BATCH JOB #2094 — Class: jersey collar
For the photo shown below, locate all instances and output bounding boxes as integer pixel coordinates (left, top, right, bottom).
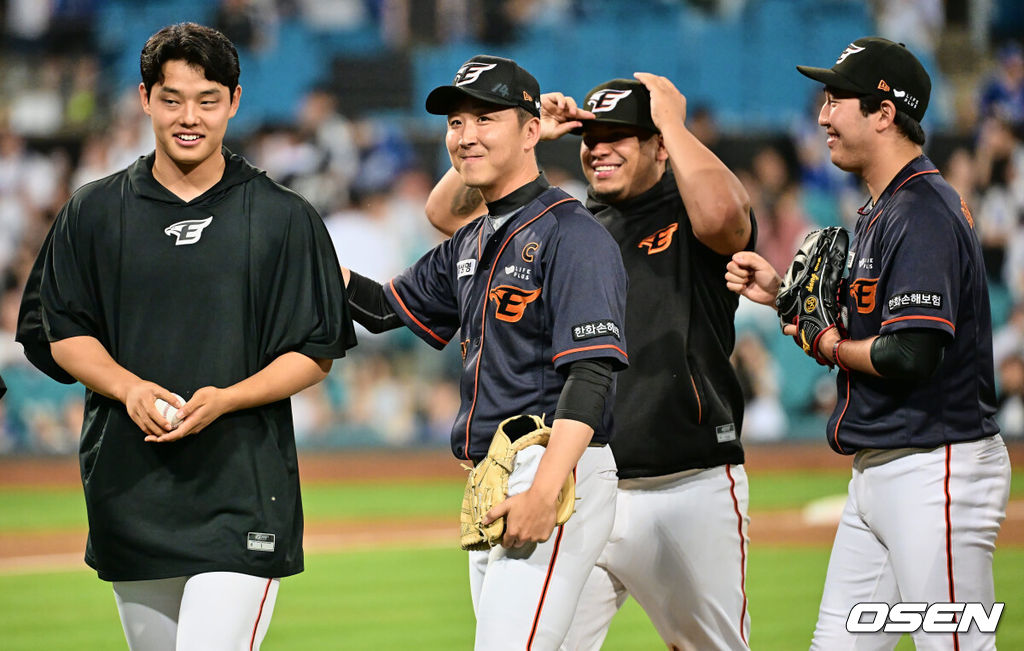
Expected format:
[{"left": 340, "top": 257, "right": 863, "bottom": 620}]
[{"left": 484, "top": 173, "right": 550, "bottom": 217}]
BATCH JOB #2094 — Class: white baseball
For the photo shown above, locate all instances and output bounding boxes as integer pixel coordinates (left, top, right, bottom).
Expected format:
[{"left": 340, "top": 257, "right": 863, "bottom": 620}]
[{"left": 155, "top": 393, "right": 184, "bottom": 429}]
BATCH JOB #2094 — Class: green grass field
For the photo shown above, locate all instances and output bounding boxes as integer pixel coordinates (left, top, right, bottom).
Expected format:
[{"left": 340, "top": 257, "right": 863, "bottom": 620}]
[{"left": 0, "top": 470, "right": 1020, "bottom": 649}]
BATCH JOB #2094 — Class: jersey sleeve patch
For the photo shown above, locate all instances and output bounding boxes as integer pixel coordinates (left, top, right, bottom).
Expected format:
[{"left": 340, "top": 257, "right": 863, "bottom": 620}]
[
  {"left": 571, "top": 319, "right": 622, "bottom": 342},
  {"left": 886, "top": 291, "right": 943, "bottom": 312}
]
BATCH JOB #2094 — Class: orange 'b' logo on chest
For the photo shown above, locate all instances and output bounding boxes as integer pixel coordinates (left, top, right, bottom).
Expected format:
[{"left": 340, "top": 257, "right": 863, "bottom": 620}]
[
  {"left": 849, "top": 278, "right": 878, "bottom": 314},
  {"left": 489, "top": 285, "right": 542, "bottom": 322},
  {"left": 638, "top": 223, "right": 679, "bottom": 255}
]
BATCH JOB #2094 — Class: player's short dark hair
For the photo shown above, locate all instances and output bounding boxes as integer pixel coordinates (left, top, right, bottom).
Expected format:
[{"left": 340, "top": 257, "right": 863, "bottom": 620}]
[
  {"left": 140, "top": 23, "right": 240, "bottom": 98},
  {"left": 858, "top": 94, "right": 926, "bottom": 145},
  {"left": 515, "top": 106, "right": 536, "bottom": 127}
]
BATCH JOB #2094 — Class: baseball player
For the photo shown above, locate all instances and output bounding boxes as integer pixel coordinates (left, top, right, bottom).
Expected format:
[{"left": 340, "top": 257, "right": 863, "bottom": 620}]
[
  {"left": 426, "top": 74, "right": 756, "bottom": 649},
  {"left": 15, "top": 23, "right": 355, "bottom": 649},
  {"left": 339, "top": 55, "right": 629, "bottom": 650},
  {"left": 725, "top": 37, "right": 1011, "bottom": 650}
]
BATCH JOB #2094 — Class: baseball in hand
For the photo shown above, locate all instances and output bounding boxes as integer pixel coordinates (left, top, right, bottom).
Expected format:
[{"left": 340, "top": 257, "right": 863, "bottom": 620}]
[{"left": 155, "top": 394, "right": 184, "bottom": 429}]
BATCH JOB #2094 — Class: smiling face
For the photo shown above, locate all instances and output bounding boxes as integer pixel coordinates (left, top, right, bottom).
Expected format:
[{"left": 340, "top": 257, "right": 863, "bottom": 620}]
[
  {"left": 445, "top": 98, "right": 539, "bottom": 202},
  {"left": 817, "top": 89, "right": 874, "bottom": 175},
  {"left": 139, "top": 59, "right": 240, "bottom": 173},
  {"left": 580, "top": 123, "right": 666, "bottom": 203}
]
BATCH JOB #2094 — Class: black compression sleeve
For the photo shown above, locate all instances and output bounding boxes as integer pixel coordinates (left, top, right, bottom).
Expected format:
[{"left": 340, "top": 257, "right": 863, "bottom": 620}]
[
  {"left": 554, "top": 359, "right": 614, "bottom": 431},
  {"left": 869, "top": 329, "right": 946, "bottom": 379},
  {"left": 346, "top": 271, "right": 404, "bottom": 333}
]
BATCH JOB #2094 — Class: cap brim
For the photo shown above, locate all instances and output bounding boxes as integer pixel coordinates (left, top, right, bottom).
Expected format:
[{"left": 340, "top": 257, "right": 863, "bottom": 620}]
[
  {"left": 795, "top": 65, "right": 866, "bottom": 95},
  {"left": 425, "top": 85, "right": 518, "bottom": 115},
  {"left": 569, "top": 117, "right": 660, "bottom": 136}
]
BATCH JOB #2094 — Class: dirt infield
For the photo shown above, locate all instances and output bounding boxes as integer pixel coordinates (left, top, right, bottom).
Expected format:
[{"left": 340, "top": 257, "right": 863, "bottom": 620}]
[{"left": 0, "top": 443, "right": 1021, "bottom": 570}]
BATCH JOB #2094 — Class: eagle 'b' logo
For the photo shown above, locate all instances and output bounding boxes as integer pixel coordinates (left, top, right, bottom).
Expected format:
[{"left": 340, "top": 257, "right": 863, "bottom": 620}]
[
  {"left": 835, "top": 43, "right": 865, "bottom": 64},
  {"left": 638, "top": 223, "right": 678, "bottom": 254},
  {"left": 588, "top": 89, "right": 632, "bottom": 113},
  {"left": 165, "top": 216, "right": 213, "bottom": 246},
  {"left": 455, "top": 63, "right": 497, "bottom": 86},
  {"left": 489, "top": 285, "right": 541, "bottom": 322}
]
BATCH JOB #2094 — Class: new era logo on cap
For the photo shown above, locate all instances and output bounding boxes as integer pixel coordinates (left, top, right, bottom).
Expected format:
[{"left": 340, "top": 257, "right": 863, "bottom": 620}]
[
  {"left": 796, "top": 36, "right": 931, "bottom": 122},
  {"left": 425, "top": 55, "right": 541, "bottom": 117}
]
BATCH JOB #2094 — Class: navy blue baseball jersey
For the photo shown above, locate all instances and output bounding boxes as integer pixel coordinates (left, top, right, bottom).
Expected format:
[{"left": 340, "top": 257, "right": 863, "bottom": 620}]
[
  {"left": 829, "top": 155, "right": 999, "bottom": 453},
  {"left": 385, "top": 178, "right": 628, "bottom": 461}
]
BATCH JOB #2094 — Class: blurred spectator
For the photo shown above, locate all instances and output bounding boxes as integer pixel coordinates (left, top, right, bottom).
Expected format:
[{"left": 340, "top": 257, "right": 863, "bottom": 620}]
[
  {"left": 870, "top": 0, "right": 944, "bottom": 57},
  {"left": 996, "top": 354, "right": 1024, "bottom": 439},
  {"left": 289, "top": 86, "right": 359, "bottom": 213},
  {"left": 214, "top": 0, "right": 275, "bottom": 52},
  {"left": 979, "top": 41, "right": 1024, "bottom": 132},
  {"left": 65, "top": 56, "right": 102, "bottom": 130},
  {"left": 688, "top": 104, "right": 720, "bottom": 151},
  {"left": 972, "top": 116, "right": 1024, "bottom": 284},
  {"left": 295, "top": 0, "right": 367, "bottom": 31},
  {"left": 994, "top": 302, "right": 1024, "bottom": 369},
  {"left": 732, "top": 332, "right": 787, "bottom": 441},
  {"left": 45, "top": 0, "right": 98, "bottom": 55},
  {"left": 8, "top": 57, "right": 63, "bottom": 136},
  {"left": 808, "top": 374, "right": 838, "bottom": 419},
  {"left": 3, "top": 0, "right": 52, "bottom": 52},
  {"left": 343, "top": 354, "right": 416, "bottom": 445}
]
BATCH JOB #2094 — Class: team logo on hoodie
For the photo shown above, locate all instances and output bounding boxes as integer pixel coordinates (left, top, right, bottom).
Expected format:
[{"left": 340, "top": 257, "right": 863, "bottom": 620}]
[{"left": 165, "top": 217, "right": 213, "bottom": 246}]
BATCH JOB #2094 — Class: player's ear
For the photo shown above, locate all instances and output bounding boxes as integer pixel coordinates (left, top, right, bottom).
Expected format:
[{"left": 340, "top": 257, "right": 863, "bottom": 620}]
[
  {"left": 875, "top": 99, "right": 896, "bottom": 132},
  {"left": 654, "top": 134, "right": 668, "bottom": 162},
  {"left": 523, "top": 115, "right": 541, "bottom": 150},
  {"left": 228, "top": 85, "right": 242, "bottom": 118},
  {"left": 139, "top": 82, "right": 152, "bottom": 116}
]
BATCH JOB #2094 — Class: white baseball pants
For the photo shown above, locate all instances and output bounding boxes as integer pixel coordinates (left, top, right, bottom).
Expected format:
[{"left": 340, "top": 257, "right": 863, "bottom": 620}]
[
  {"left": 562, "top": 464, "right": 751, "bottom": 650},
  {"left": 811, "top": 435, "right": 1011, "bottom": 651},
  {"left": 112, "top": 571, "right": 279, "bottom": 650},
  {"left": 469, "top": 444, "right": 618, "bottom": 650}
]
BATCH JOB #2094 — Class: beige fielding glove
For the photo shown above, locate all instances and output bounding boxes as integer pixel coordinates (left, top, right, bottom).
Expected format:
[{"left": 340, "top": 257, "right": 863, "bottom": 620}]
[{"left": 459, "top": 414, "right": 577, "bottom": 551}]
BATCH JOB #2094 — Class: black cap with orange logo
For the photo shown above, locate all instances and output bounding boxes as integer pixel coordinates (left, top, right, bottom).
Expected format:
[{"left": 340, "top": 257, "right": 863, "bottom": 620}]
[
  {"left": 796, "top": 36, "right": 931, "bottom": 122},
  {"left": 425, "top": 55, "right": 542, "bottom": 118}
]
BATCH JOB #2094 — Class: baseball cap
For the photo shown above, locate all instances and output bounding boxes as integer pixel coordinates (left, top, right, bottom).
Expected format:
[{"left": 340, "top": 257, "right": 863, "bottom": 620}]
[
  {"left": 425, "top": 55, "right": 541, "bottom": 117},
  {"left": 572, "top": 79, "right": 659, "bottom": 135},
  {"left": 796, "top": 37, "right": 931, "bottom": 122}
]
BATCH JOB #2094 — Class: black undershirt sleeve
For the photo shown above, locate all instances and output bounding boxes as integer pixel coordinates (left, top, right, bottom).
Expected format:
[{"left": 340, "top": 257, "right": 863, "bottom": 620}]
[
  {"left": 554, "top": 359, "right": 614, "bottom": 431},
  {"left": 346, "top": 271, "right": 404, "bottom": 333},
  {"left": 869, "top": 328, "right": 946, "bottom": 379}
]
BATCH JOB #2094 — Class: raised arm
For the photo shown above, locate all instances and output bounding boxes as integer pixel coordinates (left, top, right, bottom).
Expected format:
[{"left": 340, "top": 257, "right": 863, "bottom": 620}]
[
  {"left": 424, "top": 167, "right": 486, "bottom": 237},
  {"left": 635, "top": 72, "right": 751, "bottom": 255}
]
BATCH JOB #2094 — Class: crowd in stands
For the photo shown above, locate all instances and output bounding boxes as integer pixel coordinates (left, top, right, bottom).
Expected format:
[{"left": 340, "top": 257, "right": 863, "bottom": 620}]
[{"left": 0, "top": 0, "right": 1022, "bottom": 453}]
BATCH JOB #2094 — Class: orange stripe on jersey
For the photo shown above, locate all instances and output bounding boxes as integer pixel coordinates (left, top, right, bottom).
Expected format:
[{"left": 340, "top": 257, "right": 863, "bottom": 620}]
[
  {"left": 831, "top": 372, "right": 850, "bottom": 454},
  {"left": 881, "top": 314, "right": 955, "bottom": 331},
  {"left": 866, "top": 169, "right": 940, "bottom": 233},
  {"left": 551, "top": 344, "right": 628, "bottom": 363},
  {"left": 690, "top": 375, "right": 702, "bottom": 424},
  {"left": 463, "top": 197, "right": 576, "bottom": 459},
  {"left": 388, "top": 279, "right": 449, "bottom": 346}
]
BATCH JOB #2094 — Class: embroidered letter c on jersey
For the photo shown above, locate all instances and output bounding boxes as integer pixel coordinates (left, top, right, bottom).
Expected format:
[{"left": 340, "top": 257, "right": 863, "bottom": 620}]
[
  {"left": 165, "top": 216, "right": 214, "bottom": 246},
  {"left": 488, "top": 285, "right": 541, "bottom": 322},
  {"left": 638, "top": 223, "right": 678, "bottom": 254}
]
